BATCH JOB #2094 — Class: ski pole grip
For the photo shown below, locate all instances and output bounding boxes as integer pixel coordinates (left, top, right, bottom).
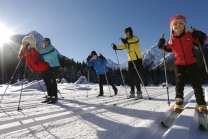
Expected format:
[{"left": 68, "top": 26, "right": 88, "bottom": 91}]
[{"left": 161, "top": 34, "right": 165, "bottom": 38}]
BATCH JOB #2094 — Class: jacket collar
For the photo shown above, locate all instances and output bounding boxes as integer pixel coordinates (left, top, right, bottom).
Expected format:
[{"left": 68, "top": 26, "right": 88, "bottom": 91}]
[
  {"left": 173, "top": 32, "right": 185, "bottom": 38},
  {"left": 44, "top": 44, "right": 51, "bottom": 49}
]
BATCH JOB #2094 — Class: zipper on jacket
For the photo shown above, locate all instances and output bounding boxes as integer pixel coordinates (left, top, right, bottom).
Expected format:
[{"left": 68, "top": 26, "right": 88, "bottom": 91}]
[{"left": 179, "top": 38, "right": 188, "bottom": 66}]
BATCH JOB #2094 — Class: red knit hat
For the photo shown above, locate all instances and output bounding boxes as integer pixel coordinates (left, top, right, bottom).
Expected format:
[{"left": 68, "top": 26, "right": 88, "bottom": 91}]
[{"left": 168, "top": 14, "right": 188, "bottom": 44}]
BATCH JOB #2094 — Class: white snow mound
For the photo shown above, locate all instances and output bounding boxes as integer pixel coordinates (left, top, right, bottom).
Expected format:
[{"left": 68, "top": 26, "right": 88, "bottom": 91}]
[
  {"left": 61, "top": 78, "right": 68, "bottom": 84},
  {"left": 74, "top": 76, "right": 88, "bottom": 84}
]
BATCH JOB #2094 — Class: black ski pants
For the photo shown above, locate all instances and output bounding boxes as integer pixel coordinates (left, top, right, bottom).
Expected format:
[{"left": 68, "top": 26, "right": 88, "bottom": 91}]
[
  {"left": 98, "top": 72, "right": 116, "bottom": 95},
  {"left": 128, "top": 59, "right": 142, "bottom": 92},
  {"left": 42, "top": 66, "right": 59, "bottom": 98},
  {"left": 175, "top": 63, "right": 206, "bottom": 105}
]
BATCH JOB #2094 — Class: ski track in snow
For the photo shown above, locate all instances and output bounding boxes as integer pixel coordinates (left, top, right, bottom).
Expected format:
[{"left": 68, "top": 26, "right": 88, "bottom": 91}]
[{"left": 0, "top": 81, "right": 207, "bottom": 139}]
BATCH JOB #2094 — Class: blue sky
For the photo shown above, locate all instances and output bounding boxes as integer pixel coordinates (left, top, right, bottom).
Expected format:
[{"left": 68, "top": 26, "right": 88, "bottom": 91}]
[{"left": 0, "top": 0, "right": 207, "bottom": 63}]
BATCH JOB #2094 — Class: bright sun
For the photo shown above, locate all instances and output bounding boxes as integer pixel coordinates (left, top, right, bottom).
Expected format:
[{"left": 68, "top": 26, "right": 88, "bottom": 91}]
[{"left": 0, "top": 23, "right": 12, "bottom": 45}]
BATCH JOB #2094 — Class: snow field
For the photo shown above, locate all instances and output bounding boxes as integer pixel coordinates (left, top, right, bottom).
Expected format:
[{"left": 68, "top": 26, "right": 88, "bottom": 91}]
[{"left": 0, "top": 81, "right": 206, "bottom": 139}]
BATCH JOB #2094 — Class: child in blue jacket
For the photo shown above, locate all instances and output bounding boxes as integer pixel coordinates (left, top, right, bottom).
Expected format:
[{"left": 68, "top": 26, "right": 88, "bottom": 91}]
[{"left": 86, "top": 51, "right": 118, "bottom": 97}]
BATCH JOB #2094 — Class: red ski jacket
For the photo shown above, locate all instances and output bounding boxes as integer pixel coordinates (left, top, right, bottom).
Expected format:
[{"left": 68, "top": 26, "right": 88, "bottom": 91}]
[
  {"left": 162, "top": 32, "right": 205, "bottom": 65},
  {"left": 19, "top": 48, "right": 49, "bottom": 72}
]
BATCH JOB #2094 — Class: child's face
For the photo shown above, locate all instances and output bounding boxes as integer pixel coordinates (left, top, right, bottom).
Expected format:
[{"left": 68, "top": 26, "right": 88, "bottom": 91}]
[
  {"left": 22, "top": 42, "right": 29, "bottom": 49},
  {"left": 124, "top": 31, "right": 130, "bottom": 38},
  {"left": 92, "top": 55, "right": 97, "bottom": 59},
  {"left": 172, "top": 19, "right": 185, "bottom": 35}
]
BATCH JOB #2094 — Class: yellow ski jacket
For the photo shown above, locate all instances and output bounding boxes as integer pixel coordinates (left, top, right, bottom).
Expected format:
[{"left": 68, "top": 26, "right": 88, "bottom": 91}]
[{"left": 116, "top": 36, "right": 142, "bottom": 61}]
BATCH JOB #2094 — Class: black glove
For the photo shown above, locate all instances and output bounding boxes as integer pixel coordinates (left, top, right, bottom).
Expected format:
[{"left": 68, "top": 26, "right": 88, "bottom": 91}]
[
  {"left": 99, "top": 54, "right": 106, "bottom": 60},
  {"left": 86, "top": 55, "right": 92, "bottom": 61},
  {"left": 192, "top": 30, "right": 207, "bottom": 40},
  {"left": 121, "top": 37, "right": 128, "bottom": 44},
  {"left": 158, "top": 38, "right": 166, "bottom": 48},
  {"left": 112, "top": 43, "right": 117, "bottom": 50}
]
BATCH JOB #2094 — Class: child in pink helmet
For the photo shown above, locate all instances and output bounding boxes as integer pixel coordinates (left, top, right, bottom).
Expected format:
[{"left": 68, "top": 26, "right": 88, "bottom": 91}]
[{"left": 158, "top": 14, "right": 207, "bottom": 112}]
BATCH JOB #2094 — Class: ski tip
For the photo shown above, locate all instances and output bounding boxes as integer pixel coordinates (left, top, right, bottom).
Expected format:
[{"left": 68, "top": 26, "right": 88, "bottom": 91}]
[
  {"left": 161, "top": 121, "right": 169, "bottom": 128},
  {"left": 199, "top": 124, "right": 207, "bottom": 131},
  {"left": 17, "top": 109, "right": 22, "bottom": 112}
]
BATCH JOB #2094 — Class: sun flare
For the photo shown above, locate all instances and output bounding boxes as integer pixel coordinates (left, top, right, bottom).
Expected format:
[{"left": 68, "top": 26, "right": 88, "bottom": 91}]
[{"left": 0, "top": 23, "right": 12, "bottom": 45}]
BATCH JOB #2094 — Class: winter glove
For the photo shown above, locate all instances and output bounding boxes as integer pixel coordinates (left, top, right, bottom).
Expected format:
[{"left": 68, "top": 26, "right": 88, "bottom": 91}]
[
  {"left": 86, "top": 55, "right": 92, "bottom": 61},
  {"left": 112, "top": 43, "right": 117, "bottom": 50},
  {"left": 192, "top": 30, "right": 207, "bottom": 40},
  {"left": 121, "top": 37, "right": 128, "bottom": 44},
  {"left": 158, "top": 38, "right": 166, "bottom": 48},
  {"left": 24, "top": 49, "right": 31, "bottom": 56},
  {"left": 18, "top": 50, "right": 24, "bottom": 58},
  {"left": 99, "top": 54, "right": 106, "bottom": 60}
]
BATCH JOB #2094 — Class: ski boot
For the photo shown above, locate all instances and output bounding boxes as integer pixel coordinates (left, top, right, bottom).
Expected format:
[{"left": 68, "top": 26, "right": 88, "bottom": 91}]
[
  {"left": 136, "top": 91, "right": 142, "bottom": 99},
  {"left": 41, "top": 96, "right": 51, "bottom": 103},
  {"left": 173, "top": 98, "right": 183, "bottom": 112},
  {"left": 195, "top": 93, "right": 207, "bottom": 113},
  {"left": 48, "top": 98, "right": 58, "bottom": 104},
  {"left": 129, "top": 91, "right": 135, "bottom": 98},
  {"left": 113, "top": 87, "right": 118, "bottom": 96},
  {"left": 97, "top": 92, "right": 104, "bottom": 97},
  {"left": 198, "top": 105, "right": 207, "bottom": 113}
]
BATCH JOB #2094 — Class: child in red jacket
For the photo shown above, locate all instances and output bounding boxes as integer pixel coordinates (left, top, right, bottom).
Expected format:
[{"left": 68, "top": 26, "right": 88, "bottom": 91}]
[
  {"left": 18, "top": 35, "right": 49, "bottom": 74},
  {"left": 158, "top": 14, "right": 207, "bottom": 112}
]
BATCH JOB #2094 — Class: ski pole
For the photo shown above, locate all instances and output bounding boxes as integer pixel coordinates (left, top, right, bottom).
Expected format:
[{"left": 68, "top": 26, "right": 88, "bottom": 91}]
[
  {"left": 127, "top": 51, "right": 151, "bottom": 100},
  {"left": 0, "top": 56, "right": 22, "bottom": 105},
  {"left": 57, "top": 90, "right": 64, "bottom": 98},
  {"left": 198, "top": 43, "right": 208, "bottom": 74},
  {"left": 102, "top": 65, "right": 112, "bottom": 97},
  {"left": 86, "top": 68, "right": 90, "bottom": 97},
  {"left": 161, "top": 34, "right": 170, "bottom": 106},
  {"left": 112, "top": 46, "right": 128, "bottom": 98},
  {"left": 29, "top": 68, "right": 47, "bottom": 97},
  {"left": 121, "top": 40, "right": 151, "bottom": 100},
  {"left": 99, "top": 57, "right": 112, "bottom": 97},
  {"left": 17, "top": 60, "right": 27, "bottom": 111},
  {"left": 190, "top": 27, "right": 208, "bottom": 74},
  {"left": 190, "top": 26, "right": 208, "bottom": 75}
]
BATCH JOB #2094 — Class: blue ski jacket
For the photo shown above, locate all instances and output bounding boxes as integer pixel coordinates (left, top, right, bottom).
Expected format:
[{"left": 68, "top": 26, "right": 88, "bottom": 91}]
[
  {"left": 87, "top": 57, "right": 109, "bottom": 75},
  {"left": 39, "top": 44, "right": 60, "bottom": 67}
]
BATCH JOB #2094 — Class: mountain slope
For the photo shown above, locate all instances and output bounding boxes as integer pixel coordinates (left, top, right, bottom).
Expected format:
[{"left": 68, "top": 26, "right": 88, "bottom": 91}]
[
  {"left": 142, "top": 43, "right": 174, "bottom": 70},
  {"left": 106, "top": 59, "right": 128, "bottom": 70},
  {"left": 106, "top": 44, "right": 175, "bottom": 70}
]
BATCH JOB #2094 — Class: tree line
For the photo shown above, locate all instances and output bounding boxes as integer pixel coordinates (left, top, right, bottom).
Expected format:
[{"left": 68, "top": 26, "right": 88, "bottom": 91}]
[{"left": 1, "top": 44, "right": 208, "bottom": 86}]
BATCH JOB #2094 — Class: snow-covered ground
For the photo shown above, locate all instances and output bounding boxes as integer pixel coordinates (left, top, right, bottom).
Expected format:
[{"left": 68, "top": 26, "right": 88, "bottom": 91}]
[{"left": 0, "top": 81, "right": 207, "bottom": 139}]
